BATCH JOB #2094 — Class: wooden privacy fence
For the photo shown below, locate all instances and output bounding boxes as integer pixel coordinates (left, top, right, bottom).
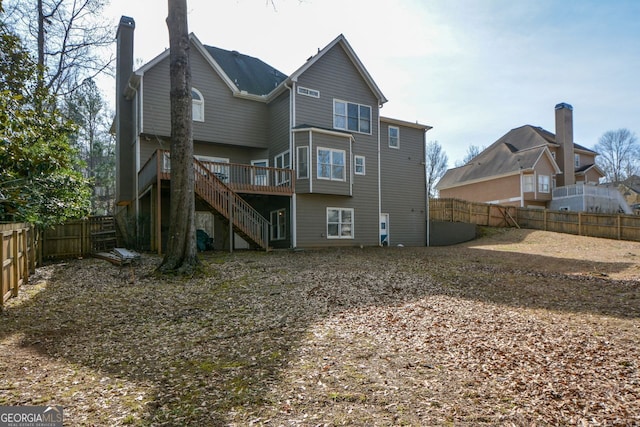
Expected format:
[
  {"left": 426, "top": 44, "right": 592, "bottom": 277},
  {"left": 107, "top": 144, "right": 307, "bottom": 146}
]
[
  {"left": 41, "top": 216, "right": 117, "bottom": 259},
  {"left": 1, "top": 223, "right": 36, "bottom": 309},
  {"left": 2, "top": 216, "right": 116, "bottom": 308},
  {"left": 430, "top": 198, "right": 640, "bottom": 242}
]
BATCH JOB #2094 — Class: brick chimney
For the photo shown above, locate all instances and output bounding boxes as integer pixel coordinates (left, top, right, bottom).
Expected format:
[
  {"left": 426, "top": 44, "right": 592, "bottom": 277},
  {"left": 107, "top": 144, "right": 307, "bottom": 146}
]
[
  {"left": 115, "top": 16, "right": 136, "bottom": 204},
  {"left": 555, "top": 102, "right": 575, "bottom": 187}
]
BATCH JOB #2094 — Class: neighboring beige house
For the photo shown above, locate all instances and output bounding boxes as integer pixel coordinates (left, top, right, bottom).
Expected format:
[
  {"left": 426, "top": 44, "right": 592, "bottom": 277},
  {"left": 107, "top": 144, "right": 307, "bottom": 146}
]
[{"left": 435, "top": 103, "right": 627, "bottom": 212}]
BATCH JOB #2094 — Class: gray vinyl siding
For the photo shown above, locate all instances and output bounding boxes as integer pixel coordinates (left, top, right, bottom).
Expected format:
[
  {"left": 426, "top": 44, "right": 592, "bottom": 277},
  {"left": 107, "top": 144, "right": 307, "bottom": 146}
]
[
  {"left": 268, "top": 92, "right": 290, "bottom": 160},
  {"left": 295, "top": 194, "right": 379, "bottom": 248},
  {"left": 140, "top": 138, "right": 168, "bottom": 169},
  {"left": 293, "top": 43, "right": 381, "bottom": 246},
  {"left": 193, "top": 142, "right": 268, "bottom": 165},
  {"left": 380, "top": 121, "right": 427, "bottom": 246},
  {"left": 141, "top": 43, "right": 270, "bottom": 148}
]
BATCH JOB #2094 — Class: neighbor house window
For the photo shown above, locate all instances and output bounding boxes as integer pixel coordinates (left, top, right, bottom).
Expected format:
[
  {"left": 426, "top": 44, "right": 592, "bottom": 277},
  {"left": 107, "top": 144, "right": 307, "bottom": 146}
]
[
  {"left": 354, "top": 155, "right": 365, "bottom": 175},
  {"left": 317, "top": 147, "right": 345, "bottom": 181},
  {"left": 327, "top": 207, "right": 353, "bottom": 239},
  {"left": 270, "top": 209, "right": 286, "bottom": 241},
  {"left": 388, "top": 126, "right": 399, "bottom": 148},
  {"left": 574, "top": 153, "right": 580, "bottom": 168},
  {"left": 538, "top": 175, "right": 550, "bottom": 193},
  {"left": 333, "top": 100, "right": 371, "bottom": 134},
  {"left": 274, "top": 150, "right": 290, "bottom": 185},
  {"left": 297, "top": 146, "right": 309, "bottom": 179},
  {"left": 523, "top": 174, "right": 534, "bottom": 192},
  {"left": 192, "top": 88, "right": 204, "bottom": 122}
]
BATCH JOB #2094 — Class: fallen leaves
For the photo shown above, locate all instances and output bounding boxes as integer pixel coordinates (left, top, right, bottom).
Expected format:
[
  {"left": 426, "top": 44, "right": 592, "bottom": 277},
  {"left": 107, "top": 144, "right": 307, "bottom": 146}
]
[{"left": 0, "top": 229, "right": 638, "bottom": 425}]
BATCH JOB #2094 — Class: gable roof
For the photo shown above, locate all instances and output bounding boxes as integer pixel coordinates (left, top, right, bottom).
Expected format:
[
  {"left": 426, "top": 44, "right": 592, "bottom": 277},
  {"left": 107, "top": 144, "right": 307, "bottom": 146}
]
[
  {"left": 132, "top": 34, "right": 287, "bottom": 99},
  {"left": 436, "top": 125, "right": 564, "bottom": 190},
  {"left": 281, "top": 34, "right": 388, "bottom": 105},
  {"left": 203, "top": 45, "right": 287, "bottom": 96}
]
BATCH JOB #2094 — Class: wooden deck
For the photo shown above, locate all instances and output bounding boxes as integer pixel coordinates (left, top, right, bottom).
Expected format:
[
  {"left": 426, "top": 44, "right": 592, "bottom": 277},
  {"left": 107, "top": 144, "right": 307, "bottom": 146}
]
[{"left": 139, "top": 149, "right": 294, "bottom": 196}]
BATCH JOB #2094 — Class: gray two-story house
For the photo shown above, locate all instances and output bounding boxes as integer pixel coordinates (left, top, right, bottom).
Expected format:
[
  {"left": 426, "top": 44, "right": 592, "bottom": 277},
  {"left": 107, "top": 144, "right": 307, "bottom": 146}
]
[{"left": 115, "top": 16, "right": 431, "bottom": 252}]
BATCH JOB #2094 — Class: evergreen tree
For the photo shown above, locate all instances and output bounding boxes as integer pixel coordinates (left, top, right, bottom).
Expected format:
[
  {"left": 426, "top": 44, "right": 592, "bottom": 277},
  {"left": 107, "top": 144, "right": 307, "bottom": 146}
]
[{"left": 0, "top": 20, "right": 90, "bottom": 226}]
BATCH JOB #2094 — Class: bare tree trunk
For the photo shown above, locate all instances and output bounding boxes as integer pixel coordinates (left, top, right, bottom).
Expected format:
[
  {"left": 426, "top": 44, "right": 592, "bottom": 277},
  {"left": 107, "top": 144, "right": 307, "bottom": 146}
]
[
  {"left": 36, "top": 0, "right": 45, "bottom": 109},
  {"left": 158, "top": 0, "right": 200, "bottom": 274}
]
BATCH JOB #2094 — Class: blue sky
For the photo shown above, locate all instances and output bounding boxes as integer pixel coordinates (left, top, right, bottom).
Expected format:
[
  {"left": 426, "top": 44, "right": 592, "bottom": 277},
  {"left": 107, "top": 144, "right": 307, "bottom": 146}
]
[{"left": 102, "top": 0, "right": 640, "bottom": 165}]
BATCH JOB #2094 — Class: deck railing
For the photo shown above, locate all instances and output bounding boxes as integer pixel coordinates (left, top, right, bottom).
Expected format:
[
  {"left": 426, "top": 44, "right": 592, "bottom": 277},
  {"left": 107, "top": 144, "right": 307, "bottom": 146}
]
[
  {"left": 192, "top": 158, "right": 270, "bottom": 249},
  {"left": 147, "top": 150, "right": 294, "bottom": 195}
]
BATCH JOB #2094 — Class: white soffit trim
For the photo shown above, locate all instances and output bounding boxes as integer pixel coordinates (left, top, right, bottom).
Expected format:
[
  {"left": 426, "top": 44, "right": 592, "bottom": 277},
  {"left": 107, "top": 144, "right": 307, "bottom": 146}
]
[{"left": 292, "top": 127, "right": 353, "bottom": 140}]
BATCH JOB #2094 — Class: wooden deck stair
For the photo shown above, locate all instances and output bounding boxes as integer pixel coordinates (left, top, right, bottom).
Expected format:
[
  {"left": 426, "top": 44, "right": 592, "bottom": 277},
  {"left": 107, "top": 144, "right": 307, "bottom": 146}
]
[{"left": 193, "top": 158, "right": 270, "bottom": 250}]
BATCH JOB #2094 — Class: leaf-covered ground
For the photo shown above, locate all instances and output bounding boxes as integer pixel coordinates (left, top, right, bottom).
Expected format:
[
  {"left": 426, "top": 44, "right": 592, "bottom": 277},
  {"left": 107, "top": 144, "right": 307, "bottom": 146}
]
[{"left": 1, "top": 228, "right": 639, "bottom": 426}]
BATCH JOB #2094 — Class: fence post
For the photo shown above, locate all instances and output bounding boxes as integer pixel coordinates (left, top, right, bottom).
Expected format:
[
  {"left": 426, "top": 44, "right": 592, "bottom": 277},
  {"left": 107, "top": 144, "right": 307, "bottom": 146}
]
[
  {"left": 12, "top": 230, "right": 19, "bottom": 297},
  {"left": 82, "top": 219, "right": 88, "bottom": 256},
  {"left": 20, "top": 228, "right": 27, "bottom": 285},
  {"left": 1, "top": 232, "right": 5, "bottom": 308},
  {"left": 578, "top": 212, "right": 582, "bottom": 236},
  {"left": 29, "top": 225, "right": 36, "bottom": 273},
  {"left": 617, "top": 215, "right": 621, "bottom": 240}
]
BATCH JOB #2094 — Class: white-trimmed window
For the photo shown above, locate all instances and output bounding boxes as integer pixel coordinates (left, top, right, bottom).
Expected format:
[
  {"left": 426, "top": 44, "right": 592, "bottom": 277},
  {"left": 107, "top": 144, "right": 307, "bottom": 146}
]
[
  {"left": 317, "top": 147, "right": 345, "bottom": 181},
  {"left": 192, "top": 88, "right": 204, "bottom": 122},
  {"left": 574, "top": 153, "right": 580, "bottom": 168},
  {"left": 523, "top": 174, "right": 534, "bottom": 192},
  {"left": 297, "top": 146, "right": 309, "bottom": 179},
  {"left": 538, "top": 174, "right": 550, "bottom": 193},
  {"left": 270, "top": 209, "right": 286, "bottom": 241},
  {"left": 327, "top": 207, "right": 353, "bottom": 239},
  {"left": 389, "top": 126, "right": 399, "bottom": 148},
  {"left": 354, "top": 155, "right": 365, "bottom": 175},
  {"left": 274, "top": 150, "right": 290, "bottom": 185},
  {"left": 297, "top": 86, "right": 320, "bottom": 98},
  {"left": 333, "top": 100, "right": 371, "bottom": 134}
]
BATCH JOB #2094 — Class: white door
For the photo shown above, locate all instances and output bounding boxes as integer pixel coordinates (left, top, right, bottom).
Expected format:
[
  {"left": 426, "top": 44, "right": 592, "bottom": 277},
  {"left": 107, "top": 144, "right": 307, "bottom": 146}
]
[
  {"left": 251, "top": 159, "right": 269, "bottom": 186},
  {"left": 380, "top": 213, "right": 389, "bottom": 246}
]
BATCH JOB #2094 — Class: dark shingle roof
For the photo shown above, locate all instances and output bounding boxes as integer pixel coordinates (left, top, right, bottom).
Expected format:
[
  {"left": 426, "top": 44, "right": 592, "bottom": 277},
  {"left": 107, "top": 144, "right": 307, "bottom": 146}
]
[
  {"left": 436, "top": 124, "right": 600, "bottom": 190},
  {"left": 437, "top": 126, "right": 553, "bottom": 190},
  {"left": 204, "top": 45, "right": 288, "bottom": 96}
]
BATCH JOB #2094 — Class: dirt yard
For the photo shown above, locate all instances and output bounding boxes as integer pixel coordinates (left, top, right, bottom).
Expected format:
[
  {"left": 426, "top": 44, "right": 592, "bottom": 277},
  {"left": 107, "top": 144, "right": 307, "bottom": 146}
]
[{"left": 1, "top": 228, "right": 639, "bottom": 426}]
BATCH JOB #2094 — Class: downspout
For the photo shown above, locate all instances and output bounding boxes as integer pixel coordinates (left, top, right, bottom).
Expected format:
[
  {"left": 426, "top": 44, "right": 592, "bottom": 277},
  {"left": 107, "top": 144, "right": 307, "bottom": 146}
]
[
  {"left": 285, "top": 81, "right": 297, "bottom": 248},
  {"left": 308, "top": 130, "right": 313, "bottom": 193},
  {"left": 520, "top": 170, "right": 524, "bottom": 208},
  {"left": 425, "top": 134, "right": 430, "bottom": 247},
  {"left": 349, "top": 135, "right": 354, "bottom": 196},
  {"left": 132, "top": 79, "right": 141, "bottom": 241},
  {"left": 377, "top": 104, "right": 382, "bottom": 246}
]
